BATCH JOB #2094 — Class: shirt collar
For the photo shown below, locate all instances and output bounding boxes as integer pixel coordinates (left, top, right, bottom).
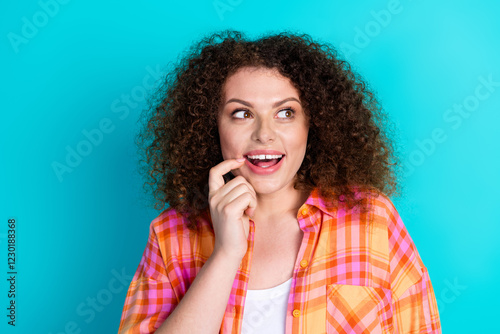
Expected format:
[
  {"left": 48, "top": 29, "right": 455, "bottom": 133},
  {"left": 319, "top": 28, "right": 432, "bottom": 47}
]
[
  {"left": 296, "top": 188, "right": 340, "bottom": 231},
  {"left": 304, "top": 188, "right": 339, "bottom": 215}
]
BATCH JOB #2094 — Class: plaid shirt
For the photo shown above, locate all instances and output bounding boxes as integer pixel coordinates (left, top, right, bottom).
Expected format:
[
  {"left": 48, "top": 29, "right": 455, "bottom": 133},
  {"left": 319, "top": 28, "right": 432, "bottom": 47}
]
[{"left": 118, "top": 188, "right": 441, "bottom": 333}]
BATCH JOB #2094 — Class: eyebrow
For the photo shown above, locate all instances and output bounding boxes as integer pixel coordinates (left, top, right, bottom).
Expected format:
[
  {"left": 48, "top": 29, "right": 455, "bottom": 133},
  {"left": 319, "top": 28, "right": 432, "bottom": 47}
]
[{"left": 225, "top": 97, "right": 301, "bottom": 108}]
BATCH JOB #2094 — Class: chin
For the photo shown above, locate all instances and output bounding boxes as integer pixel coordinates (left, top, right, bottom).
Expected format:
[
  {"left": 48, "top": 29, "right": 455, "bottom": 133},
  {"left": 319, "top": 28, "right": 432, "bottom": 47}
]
[{"left": 247, "top": 178, "right": 289, "bottom": 196}]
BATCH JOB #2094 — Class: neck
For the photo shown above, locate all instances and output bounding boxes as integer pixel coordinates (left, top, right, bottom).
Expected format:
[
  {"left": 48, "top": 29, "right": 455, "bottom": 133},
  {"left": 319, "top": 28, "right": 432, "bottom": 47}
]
[{"left": 252, "top": 185, "right": 310, "bottom": 226}]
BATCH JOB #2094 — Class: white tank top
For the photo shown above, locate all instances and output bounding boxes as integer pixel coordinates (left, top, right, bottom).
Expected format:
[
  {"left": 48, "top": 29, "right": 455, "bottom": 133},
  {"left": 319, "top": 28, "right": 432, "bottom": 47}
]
[{"left": 241, "top": 278, "right": 293, "bottom": 334}]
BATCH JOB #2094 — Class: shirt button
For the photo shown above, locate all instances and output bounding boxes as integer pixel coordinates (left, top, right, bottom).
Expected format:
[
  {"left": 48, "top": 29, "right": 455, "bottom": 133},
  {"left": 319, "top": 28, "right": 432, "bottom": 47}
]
[
  {"left": 300, "top": 259, "right": 308, "bottom": 268},
  {"left": 292, "top": 309, "right": 300, "bottom": 317},
  {"left": 300, "top": 208, "right": 307, "bottom": 216}
]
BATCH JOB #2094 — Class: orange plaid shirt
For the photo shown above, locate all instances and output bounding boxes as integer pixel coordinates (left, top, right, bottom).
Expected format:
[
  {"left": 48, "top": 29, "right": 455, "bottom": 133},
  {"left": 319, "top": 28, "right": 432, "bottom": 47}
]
[{"left": 118, "top": 188, "right": 441, "bottom": 333}]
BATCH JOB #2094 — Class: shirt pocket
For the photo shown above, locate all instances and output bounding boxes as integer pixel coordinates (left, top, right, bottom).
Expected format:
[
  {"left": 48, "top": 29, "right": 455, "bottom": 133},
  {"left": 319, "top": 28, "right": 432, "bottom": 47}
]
[{"left": 326, "top": 284, "right": 391, "bottom": 334}]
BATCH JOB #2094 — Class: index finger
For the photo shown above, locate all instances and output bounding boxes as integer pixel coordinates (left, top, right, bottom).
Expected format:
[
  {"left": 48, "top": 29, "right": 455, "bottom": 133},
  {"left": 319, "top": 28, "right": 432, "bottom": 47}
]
[{"left": 209, "top": 158, "right": 246, "bottom": 195}]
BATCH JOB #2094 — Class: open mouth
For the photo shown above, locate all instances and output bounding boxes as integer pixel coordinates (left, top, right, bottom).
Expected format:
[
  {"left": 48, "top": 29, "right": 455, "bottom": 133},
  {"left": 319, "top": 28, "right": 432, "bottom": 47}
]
[{"left": 245, "top": 154, "right": 284, "bottom": 169}]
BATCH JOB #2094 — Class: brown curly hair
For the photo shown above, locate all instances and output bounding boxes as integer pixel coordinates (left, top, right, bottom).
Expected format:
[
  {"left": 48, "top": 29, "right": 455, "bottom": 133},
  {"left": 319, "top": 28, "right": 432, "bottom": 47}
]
[{"left": 136, "top": 30, "right": 400, "bottom": 228}]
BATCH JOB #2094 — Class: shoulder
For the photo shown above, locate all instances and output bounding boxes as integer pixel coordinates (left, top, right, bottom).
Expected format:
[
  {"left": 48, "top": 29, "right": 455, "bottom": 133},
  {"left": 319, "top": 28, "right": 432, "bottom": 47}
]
[
  {"left": 342, "top": 186, "right": 400, "bottom": 222},
  {"left": 148, "top": 207, "right": 213, "bottom": 246},
  {"left": 150, "top": 207, "right": 190, "bottom": 235},
  {"left": 365, "top": 190, "right": 400, "bottom": 223},
  {"left": 312, "top": 186, "right": 400, "bottom": 226},
  {"left": 345, "top": 187, "right": 408, "bottom": 242},
  {"left": 353, "top": 188, "right": 427, "bottom": 275}
]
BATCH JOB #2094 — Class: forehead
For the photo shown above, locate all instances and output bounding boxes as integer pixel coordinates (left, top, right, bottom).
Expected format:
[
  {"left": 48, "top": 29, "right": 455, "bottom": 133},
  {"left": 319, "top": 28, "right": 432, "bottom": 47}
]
[{"left": 222, "top": 67, "right": 300, "bottom": 101}]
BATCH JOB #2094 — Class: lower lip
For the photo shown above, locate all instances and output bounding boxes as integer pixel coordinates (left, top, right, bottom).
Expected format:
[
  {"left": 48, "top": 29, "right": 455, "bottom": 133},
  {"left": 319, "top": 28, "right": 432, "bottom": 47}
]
[{"left": 245, "top": 157, "right": 284, "bottom": 175}]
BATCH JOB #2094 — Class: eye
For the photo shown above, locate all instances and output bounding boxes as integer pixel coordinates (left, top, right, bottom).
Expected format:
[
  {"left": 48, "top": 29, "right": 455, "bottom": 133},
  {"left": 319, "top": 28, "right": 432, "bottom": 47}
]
[
  {"left": 276, "top": 108, "right": 295, "bottom": 119},
  {"left": 232, "top": 110, "right": 252, "bottom": 119}
]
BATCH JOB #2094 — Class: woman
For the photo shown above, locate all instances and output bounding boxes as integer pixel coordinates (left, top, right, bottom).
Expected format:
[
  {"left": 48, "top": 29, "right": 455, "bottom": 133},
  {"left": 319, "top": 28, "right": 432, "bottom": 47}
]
[{"left": 118, "top": 31, "right": 441, "bottom": 333}]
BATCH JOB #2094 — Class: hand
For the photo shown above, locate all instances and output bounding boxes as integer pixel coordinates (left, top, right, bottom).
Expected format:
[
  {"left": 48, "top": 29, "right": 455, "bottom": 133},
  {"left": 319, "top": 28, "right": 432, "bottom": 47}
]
[{"left": 208, "top": 158, "right": 257, "bottom": 262}]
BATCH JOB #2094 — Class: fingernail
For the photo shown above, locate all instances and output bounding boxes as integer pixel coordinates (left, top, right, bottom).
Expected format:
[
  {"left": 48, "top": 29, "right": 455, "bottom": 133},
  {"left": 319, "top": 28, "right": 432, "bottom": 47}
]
[{"left": 236, "top": 158, "right": 245, "bottom": 162}]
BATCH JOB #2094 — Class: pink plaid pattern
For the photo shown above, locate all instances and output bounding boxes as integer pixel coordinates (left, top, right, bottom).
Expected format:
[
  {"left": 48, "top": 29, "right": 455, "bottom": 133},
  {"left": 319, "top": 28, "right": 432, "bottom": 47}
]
[{"left": 118, "top": 188, "right": 441, "bottom": 333}]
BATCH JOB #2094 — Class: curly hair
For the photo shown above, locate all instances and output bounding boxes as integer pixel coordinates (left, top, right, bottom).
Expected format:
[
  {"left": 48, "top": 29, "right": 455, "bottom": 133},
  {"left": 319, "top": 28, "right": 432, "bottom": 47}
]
[{"left": 136, "top": 30, "right": 400, "bottom": 228}]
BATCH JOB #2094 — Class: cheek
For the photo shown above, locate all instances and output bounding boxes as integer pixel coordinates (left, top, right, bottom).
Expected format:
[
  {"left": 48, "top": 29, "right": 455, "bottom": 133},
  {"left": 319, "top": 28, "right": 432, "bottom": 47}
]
[
  {"left": 299, "top": 125, "right": 309, "bottom": 149},
  {"left": 287, "top": 130, "right": 309, "bottom": 165},
  {"left": 287, "top": 128, "right": 308, "bottom": 150}
]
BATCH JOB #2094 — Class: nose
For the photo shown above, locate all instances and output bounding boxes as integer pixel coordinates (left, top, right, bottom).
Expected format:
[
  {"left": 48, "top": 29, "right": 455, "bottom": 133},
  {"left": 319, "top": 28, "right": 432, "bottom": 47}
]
[{"left": 252, "top": 117, "right": 276, "bottom": 143}]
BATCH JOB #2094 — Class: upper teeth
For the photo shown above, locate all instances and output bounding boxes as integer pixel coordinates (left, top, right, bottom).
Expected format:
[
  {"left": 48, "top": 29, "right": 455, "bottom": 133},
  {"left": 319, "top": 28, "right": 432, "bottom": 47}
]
[{"left": 247, "top": 154, "right": 283, "bottom": 160}]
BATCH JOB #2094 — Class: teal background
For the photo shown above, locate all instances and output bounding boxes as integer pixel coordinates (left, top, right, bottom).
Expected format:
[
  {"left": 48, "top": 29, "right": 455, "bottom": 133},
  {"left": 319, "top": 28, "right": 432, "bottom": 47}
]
[{"left": 2, "top": 0, "right": 499, "bottom": 332}]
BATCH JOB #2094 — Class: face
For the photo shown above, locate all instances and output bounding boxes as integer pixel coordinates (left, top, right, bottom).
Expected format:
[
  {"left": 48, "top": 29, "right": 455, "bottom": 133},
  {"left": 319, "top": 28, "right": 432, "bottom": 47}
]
[{"left": 218, "top": 66, "right": 309, "bottom": 196}]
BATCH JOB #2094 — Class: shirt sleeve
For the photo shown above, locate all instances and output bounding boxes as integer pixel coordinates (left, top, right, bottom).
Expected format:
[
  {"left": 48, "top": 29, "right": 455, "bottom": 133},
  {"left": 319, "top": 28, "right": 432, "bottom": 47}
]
[
  {"left": 384, "top": 198, "right": 442, "bottom": 333},
  {"left": 118, "top": 220, "right": 178, "bottom": 333}
]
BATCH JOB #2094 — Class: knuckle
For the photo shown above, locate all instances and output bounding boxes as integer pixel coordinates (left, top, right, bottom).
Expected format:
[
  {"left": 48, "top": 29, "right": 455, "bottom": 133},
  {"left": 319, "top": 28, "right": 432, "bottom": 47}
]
[
  {"left": 233, "top": 175, "right": 245, "bottom": 183},
  {"left": 234, "top": 183, "right": 246, "bottom": 192},
  {"left": 240, "top": 184, "right": 255, "bottom": 197},
  {"left": 243, "top": 182, "right": 254, "bottom": 192},
  {"left": 243, "top": 192, "right": 254, "bottom": 202},
  {"left": 221, "top": 205, "right": 233, "bottom": 216}
]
